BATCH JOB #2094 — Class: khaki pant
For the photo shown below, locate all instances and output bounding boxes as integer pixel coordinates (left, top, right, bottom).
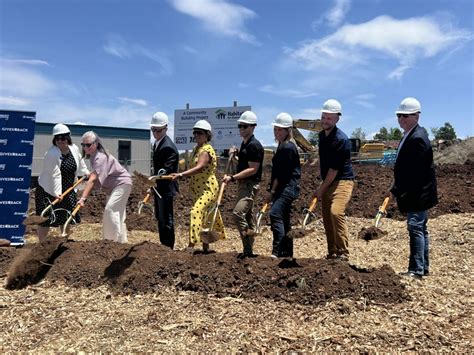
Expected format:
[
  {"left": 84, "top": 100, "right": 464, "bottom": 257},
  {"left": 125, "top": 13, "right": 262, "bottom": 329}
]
[
  {"left": 321, "top": 180, "right": 354, "bottom": 256},
  {"left": 233, "top": 180, "right": 259, "bottom": 254}
]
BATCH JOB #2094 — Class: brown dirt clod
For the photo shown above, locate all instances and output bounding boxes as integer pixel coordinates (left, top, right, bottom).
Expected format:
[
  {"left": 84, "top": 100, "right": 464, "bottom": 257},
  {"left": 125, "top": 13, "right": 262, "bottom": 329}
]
[{"left": 358, "top": 226, "right": 388, "bottom": 241}]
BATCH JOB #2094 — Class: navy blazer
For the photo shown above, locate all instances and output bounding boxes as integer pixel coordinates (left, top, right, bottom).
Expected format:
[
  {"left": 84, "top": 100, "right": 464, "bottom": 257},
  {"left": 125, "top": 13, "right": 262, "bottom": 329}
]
[
  {"left": 152, "top": 135, "right": 179, "bottom": 197},
  {"left": 391, "top": 124, "right": 438, "bottom": 213}
]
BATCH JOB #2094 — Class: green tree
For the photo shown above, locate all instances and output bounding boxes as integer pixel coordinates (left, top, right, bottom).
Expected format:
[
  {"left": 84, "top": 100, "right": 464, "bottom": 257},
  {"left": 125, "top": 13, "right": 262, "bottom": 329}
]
[
  {"left": 351, "top": 127, "right": 366, "bottom": 140},
  {"left": 374, "top": 127, "right": 389, "bottom": 140},
  {"left": 389, "top": 127, "right": 403, "bottom": 140},
  {"left": 432, "top": 122, "right": 457, "bottom": 140},
  {"left": 307, "top": 131, "right": 319, "bottom": 146}
]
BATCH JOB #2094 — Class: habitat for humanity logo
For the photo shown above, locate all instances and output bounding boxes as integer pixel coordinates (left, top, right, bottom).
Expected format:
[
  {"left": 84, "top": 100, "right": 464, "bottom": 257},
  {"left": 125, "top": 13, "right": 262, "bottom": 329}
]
[{"left": 215, "top": 109, "right": 226, "bottom": 120}]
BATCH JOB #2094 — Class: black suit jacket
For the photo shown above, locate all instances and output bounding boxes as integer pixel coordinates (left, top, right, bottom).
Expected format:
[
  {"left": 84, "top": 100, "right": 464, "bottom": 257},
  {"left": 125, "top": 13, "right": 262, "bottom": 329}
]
[
  {"left": 153, "top": 135, "right": 179, "bottom": 197},
  {"left": 391, "top": 124, "right": 438, "bottom": 213}
]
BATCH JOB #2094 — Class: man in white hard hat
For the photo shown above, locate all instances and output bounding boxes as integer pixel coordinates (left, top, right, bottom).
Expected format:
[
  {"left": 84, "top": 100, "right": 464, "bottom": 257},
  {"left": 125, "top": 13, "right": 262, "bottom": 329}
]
[
  {"left": 315, "top": 99, "right": 354, "bottom": 261},
  {"left": 391, "top": 97, "right": 438, "bottom": 280},
  {"left": 223, "top": 111, "right": 264, "bottom": 258},
  {"left": 150, "top": 112, "right": 179, "bottom": 249}
]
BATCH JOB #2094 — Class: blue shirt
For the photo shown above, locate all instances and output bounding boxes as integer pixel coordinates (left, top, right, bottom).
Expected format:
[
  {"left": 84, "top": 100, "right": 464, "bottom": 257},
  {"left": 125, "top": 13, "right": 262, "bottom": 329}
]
[{"left": 318, "top": 126, "right": 354, "bottom": 181}]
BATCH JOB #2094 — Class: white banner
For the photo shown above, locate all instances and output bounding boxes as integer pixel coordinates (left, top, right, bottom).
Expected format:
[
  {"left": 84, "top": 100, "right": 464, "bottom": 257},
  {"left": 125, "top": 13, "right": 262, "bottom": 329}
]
[{"left": 174, "top": 105, "right": 251, "bottom": 150}]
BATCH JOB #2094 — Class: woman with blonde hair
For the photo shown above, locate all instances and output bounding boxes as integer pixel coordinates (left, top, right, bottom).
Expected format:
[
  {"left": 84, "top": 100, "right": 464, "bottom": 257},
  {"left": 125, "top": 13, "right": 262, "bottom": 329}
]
[
  {"left": 171, "top": 120, "right": 226, "bottom": 253},
  {"left": 78, "top": 131, "right": 132, "bottom": 243}
]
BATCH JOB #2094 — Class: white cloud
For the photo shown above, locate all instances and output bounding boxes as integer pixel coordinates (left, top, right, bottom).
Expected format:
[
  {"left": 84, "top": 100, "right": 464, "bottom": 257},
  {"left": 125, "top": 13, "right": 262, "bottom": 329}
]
[
  {"left": 353, "top": 93, "right": 376, "bottom": 109},
  {"left": 238, "top": 82, "right": 251, "bottom": 89},
  {"left": 325, "top": 0, "right": 351, "bottom": 27},
  {"left": 183, "top": 45, "right": 198, "bottom": 54},
  {"left": 259, "top": 84, "right": 318, "bottom": 98},
  {"left": 0, "top": 60, "right": 56, "bottom": 98},
  {"left": 104, "top": 35, "right": 173, "bottom": 75},
  {"left": 39, "top": 102, "right": 153, "bottom": 129},
  {"left": 118, "top": 97, "right": 148, "bottom": 106},
  {"left": 0, "top": 96, "right": 30, "bottom": 107},
  {"left": 3, "top": 59, "right": 50, "bottom": 66},
  {"left": 169, "top": 0, "right": 260, "bottom": 45},
  {"left": 290, "top": 15, "right": 472, "bottom": 79}
]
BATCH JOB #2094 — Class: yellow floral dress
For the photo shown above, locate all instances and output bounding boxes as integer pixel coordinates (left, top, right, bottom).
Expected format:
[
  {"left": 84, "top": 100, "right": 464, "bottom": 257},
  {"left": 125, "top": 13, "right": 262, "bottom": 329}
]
[{"left": 189, "top": 143, "right": 227, "bottom": 244}]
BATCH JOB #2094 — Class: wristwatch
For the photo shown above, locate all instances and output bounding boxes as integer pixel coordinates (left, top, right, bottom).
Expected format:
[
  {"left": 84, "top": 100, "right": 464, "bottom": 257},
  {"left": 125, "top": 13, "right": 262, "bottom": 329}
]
[{"left": 230, "top": 175, "right": 236, "bottom": 182}]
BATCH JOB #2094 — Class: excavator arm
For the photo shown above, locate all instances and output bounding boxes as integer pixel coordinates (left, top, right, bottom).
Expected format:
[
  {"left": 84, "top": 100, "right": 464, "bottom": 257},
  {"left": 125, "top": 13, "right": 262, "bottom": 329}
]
[{"left": 292, "top": 119, "right": 322, "bottom": 152}]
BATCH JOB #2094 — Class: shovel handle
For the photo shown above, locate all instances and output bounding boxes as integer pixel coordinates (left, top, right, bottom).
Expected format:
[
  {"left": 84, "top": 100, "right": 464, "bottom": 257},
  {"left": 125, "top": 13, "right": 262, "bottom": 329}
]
[
  {"left": 308, "top": 197, "right": 318, "bottom": 212},
  {"left": 261, "top": 202, "right": 269, "bottom": 213},
  {"left": 71, "top": 204, "right": 82, "bottom": 217},
  {"left": 143, "top": 192, "right": 151, "bottom": 204},
  {"left": 62, "top": 204, "right": 82, "bottom": 236},
  {"left": 216, "top": 182, "right": 226, "bottom": 205},
  {"left": 52, "top": 176, "right": 86, "bottom": 206},
  {"left": 380, "top": 196, "right": 390, "bottom": 213}
]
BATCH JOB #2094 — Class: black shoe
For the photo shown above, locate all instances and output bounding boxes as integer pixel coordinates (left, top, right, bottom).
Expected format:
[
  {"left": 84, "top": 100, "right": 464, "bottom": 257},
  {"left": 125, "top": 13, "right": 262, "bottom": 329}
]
[
  {"left": 424, "top": 270, "right": 430, "bottom": 276},
  {"left": 399, "top": 271, "right": 422, "bottom": 280},
  {"left": 237, "top": 252, "right": 258, "bottom": 259},
  {"left": 278, "top": 258, "right": 300, "bottom": 268}
]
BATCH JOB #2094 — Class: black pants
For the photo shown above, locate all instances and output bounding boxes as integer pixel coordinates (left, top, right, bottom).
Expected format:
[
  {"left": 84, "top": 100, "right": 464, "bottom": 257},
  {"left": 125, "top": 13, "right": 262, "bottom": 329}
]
[{"left": 154, "top": 193, "right": 175, "bottom": 249}]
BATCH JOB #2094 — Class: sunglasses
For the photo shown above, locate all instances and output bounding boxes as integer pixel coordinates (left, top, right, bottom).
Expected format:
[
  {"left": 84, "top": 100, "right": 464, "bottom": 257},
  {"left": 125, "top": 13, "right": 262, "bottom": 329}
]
[
  {"left": 81, "top": 142, "right": 95, "bottom": 148},
  {"left": 151, "top": 127, "right": 165, "bottom": 133},
  {"left": 238, "top": 124, "right": 250, "bottom": 129},
  {"left": 54, "top": 135, "right": 69, "bottom": 141},
  {"left": 397, "top": 113, "right": 414, "bottom": 118},
  {"left": 193, "top": 130, "right": 205, "bottom": 136}
]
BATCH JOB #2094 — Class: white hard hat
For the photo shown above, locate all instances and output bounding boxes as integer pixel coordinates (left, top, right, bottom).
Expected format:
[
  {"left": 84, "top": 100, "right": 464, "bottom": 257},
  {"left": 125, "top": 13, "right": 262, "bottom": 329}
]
[
  {"left": 193, "top": 120, "right": 212, "bottom": 132},
  {"left": 150, "top": 112, "right": 169, "bottom": 127},
  {"left": 272, "top": 112, "right": 293, "bottom": 128},
  {"left": 396, "top": 97, "right": 421, "bottom": 114},
  {"left": 52, "top": 123, "right": 70, "bottom": 136},
  {"left": 321, "top": 99, "right": 342, "bottom": 115},
  {"left": 238, "top": 111, "right": 257, "bottom": 125}
]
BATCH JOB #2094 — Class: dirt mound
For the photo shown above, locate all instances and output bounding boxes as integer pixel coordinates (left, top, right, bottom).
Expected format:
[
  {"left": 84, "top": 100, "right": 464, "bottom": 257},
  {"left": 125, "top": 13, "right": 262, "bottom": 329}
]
[
  {"left": 6, "top": 240, "right": 409, "bottom": 305},
  {"left": 0, "top": 247, "right": 18, "bottom": 276},
  {"left": 434, "top": 137, "right": 474, "bottom": 165},
  {"left": 6, "top": 239, "right": 66, "bottom": 289}
]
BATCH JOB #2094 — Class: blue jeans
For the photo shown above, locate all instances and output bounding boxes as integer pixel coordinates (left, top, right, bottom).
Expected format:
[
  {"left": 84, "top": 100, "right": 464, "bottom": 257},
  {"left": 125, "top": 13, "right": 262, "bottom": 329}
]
[
  {"left": 154, "top": 194, "right": 175, "bottom": 249},
  {"left": 407, "top": 210, "right": 430, "bottom": 276},
  {"left": 270, "top": 185, "right": 299, "bottom": 258}
]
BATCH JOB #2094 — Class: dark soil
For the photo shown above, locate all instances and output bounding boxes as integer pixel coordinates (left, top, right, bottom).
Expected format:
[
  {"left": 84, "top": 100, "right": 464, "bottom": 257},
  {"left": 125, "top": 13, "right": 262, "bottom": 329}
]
[
  {"left": 0, "top": 247, "right": 18, "bottom": 276},
  {"left": 5, "top": 238, "right": 66, "bottom": 289},
  {"left": 358, "top": 226, "right": 388, "bottom": 241},
  {"left": 6, "top": 240, "right": 409, "bottom": 305}
]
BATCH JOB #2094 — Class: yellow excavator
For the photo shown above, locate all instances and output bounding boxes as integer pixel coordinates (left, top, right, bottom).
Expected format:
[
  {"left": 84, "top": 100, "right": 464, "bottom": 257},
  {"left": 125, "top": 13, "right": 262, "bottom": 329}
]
[{"left": 291, "top": 119, "right": 384, "bottom": 162}]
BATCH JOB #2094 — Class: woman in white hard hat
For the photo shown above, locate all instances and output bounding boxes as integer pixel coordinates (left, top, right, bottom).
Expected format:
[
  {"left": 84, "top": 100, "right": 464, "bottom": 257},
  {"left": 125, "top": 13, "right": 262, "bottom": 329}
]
[
  {"left": 267, "top": 113, "right": 301, "bottom": 262},
  {"left": 78, "top": 131, "right": 132, "bottom": 243},
  {"left": 36, "top": 123, "right": 89, "bottom": 241},
  {"left": 171, "top": 120, "right": 226, "bottom": 253}
]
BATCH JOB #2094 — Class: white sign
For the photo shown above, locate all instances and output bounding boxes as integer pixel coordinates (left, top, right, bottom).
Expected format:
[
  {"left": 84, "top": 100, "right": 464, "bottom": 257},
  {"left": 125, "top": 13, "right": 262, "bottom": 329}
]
[{"left": 174, "top": 105, "right": 251, "bottom": 150}]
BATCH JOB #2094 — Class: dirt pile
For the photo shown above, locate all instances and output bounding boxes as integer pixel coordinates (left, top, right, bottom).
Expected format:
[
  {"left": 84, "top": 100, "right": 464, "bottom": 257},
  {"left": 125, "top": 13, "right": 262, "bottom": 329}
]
[
  {"left": 5, "top": 238, "right": 66, "bottom": 289},
  {"left": 434, "top": 137, "right": 474, "bottom": 165},
  {"left": 6, "top": 240, "right": 409, "bottom": 305}
]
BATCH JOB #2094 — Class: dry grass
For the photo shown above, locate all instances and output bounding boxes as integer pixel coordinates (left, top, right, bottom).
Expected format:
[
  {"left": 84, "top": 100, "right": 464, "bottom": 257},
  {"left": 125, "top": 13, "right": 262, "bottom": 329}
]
[{"left": 1, "top": 213, "right": 473, "bottom": 352}]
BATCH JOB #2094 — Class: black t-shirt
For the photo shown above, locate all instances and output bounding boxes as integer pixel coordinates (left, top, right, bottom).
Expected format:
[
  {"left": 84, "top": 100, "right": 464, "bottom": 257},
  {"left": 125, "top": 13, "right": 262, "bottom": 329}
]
[
  {"left": 318, "top": 126, "right": 354, "bottom": 180},
  {"left": 270, "top": 141, "right": 301, "bottom": 193},
  {"left": 237, "top": 135, "right": 264, "bottom": 181}
]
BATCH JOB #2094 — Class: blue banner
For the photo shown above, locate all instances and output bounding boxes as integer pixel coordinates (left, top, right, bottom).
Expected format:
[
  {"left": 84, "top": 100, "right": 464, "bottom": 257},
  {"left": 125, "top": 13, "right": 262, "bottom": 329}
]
[{"left": 0, "top": 110, "right": 36, "bottom": 246}]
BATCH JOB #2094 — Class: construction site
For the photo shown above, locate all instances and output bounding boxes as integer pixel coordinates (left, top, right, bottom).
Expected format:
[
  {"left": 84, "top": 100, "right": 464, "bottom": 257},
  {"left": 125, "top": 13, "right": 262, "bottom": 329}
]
[{"left": 1, "top": 137, "right": 473, "bottom": 352}]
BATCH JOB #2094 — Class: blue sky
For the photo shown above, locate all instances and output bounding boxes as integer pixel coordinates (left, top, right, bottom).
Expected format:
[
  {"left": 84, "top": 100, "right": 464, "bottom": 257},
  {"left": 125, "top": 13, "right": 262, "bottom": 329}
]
[{"left": 1, "top": 0, "right": 473, "bottom": 146}]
